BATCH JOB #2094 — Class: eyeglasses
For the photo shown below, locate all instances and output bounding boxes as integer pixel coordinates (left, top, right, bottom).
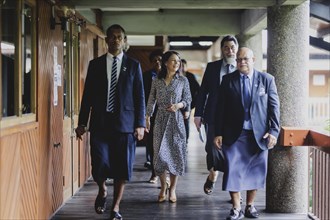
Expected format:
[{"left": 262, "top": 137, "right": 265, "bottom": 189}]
[{"left": 236, "top": 57, "right": 252, "bottom": 63}]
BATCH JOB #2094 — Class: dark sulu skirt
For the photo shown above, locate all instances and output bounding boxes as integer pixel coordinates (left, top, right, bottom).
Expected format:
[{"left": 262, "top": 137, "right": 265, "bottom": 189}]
[
  {"left": 90, "top": 131, "right": 136, "bottom": 182},
  {"left": 222, "top": 130, "right": 268, "bottom": 192}
]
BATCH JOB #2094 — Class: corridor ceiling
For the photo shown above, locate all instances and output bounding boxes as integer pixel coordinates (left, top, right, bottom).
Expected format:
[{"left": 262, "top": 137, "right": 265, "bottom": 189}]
[
  {"left": 63, "top": 0, "right": 306, "bottom": 35},
  {"left": 61, "top": 0, "right": 329, "bottom": 51}
]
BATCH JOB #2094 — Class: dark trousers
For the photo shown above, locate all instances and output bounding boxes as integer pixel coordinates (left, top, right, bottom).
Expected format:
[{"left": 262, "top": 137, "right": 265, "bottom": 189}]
[
  {"left": 205, "top": 123, "right": 224, "bottom": 171},
  {"left": 145, "top": 115, "right": 156, "bottom": 177}
]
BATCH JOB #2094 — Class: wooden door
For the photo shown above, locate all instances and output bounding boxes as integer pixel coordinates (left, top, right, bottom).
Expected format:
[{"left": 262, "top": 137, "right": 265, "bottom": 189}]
[{"left": 62, "top": 23, "right": 80, "bottom": 201}]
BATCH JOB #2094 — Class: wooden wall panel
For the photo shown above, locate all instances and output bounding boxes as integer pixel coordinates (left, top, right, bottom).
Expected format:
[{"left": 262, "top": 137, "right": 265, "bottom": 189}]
[
  {"left": 0, "top": 133, "right": 21, "bottom": 220},
  {"left": 0, "top": 126, "right": 38, "bottom": 219},
  {"left": 49, "top": 23, "right": 64, "bottom": 220},
  {"left": 63, "top": 118, "right": 72, "bottom": 201},
  {"left": 20, "top": 127, "right": 39, "bottom": 219},
  {"left": 38, "top": 0, "right": 64, "bottom": 218}
]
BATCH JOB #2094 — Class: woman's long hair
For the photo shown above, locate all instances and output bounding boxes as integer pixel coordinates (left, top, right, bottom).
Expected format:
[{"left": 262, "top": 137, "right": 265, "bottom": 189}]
[{"left": 158, "top": 51, "right": 182, "bottom": 79}]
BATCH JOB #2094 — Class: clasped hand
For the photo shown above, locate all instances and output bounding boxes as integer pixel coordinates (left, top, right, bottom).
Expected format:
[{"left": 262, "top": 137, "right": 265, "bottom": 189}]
[{"left": 167, "top": 103, "right": 179, "bottom": 112}]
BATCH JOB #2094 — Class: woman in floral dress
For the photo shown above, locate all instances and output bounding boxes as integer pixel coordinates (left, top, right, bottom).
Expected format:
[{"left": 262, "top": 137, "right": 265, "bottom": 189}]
[{"left": 146, "top": 51, "right": 192, "bottom": 203}]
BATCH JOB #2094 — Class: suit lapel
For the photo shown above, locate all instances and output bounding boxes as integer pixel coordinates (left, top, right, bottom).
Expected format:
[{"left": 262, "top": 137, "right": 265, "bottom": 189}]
[
  {"left": 214, "top": 60, "right": 222, "bottom": 85},
  {"left": 100, "top": 54, "right": 108, "bottom": 92},
  {"left": 117, "top": 54, "right": 128, "bottom": 87},
  {"left": 251, "top": 70, "right": 262, "bottom": 105},
  {"left": 231, "top": 71, "right": 241, "bottom": 96}
]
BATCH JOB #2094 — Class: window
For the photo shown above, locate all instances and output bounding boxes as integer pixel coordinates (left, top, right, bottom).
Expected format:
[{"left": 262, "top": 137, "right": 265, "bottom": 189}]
[
  {"left": 63, "top": 24, "right": 80, "bottom": 118},
  {"left": 1, "top": 0, "right": 36, "bottom": 122}
]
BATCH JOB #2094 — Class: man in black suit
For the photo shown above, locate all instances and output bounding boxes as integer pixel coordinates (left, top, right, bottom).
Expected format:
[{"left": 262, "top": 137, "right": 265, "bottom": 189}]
[
  {"left": 75, "top": 24, "right": 145, "bottom": 220},
  {"left": 214, "top": 47, "right": 280, "bottom": 220},
  {"left": 181, "top": 59, "right": 200, "bottom": 143},
  {"left": 194, "top": 35, "right": 238, "bottom": 195},
  {"left": 142, "top": 49, "right": 163, "bottom": 183}
]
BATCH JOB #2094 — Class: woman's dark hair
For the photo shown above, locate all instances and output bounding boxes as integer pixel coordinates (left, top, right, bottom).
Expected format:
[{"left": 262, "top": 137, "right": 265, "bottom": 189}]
[{"left": 158, "top": 51, "right": 181, "bottom": 79}]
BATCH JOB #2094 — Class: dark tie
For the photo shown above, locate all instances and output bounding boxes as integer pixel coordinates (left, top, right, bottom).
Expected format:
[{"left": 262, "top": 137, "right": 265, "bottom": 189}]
[
  {"left": 242, "top": 75, "right": 251, "bottom": 120},
  {"left": 107, "top": 56, "right": 117, "bottom": 112},
  {"left": 226, "top": 64, "right": 231, "bottom": 74}
]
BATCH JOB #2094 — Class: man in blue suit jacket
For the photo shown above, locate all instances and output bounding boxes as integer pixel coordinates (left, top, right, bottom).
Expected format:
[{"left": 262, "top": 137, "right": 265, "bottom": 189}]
[
  {"left": 75, "top": 24, "right": 145, "bottom": 220},
  {"left": 214, "top": 47, "right": 280, "bottom": 220},
  {"left": 194, "top": 35, "right": 238, "bottom": 195}
]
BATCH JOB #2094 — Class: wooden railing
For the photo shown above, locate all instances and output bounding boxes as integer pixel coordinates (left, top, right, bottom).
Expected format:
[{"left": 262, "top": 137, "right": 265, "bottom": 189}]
[{"left": 281, "top": 127, "right": 330, "bottom": 220}]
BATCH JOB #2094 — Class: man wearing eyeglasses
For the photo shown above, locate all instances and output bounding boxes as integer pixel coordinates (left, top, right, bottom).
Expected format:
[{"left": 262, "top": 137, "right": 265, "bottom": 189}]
[
  {"left": 194, "top": 35, "right": 238, "bottom": 196},
  {"left": 214, "top": 47, "right": 280, "bottom": 220}
]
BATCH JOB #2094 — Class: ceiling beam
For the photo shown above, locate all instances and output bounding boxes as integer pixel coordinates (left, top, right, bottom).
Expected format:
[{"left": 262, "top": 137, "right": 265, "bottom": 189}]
[
  {"left": 241, "top": 9, "right": 267, "bottom": 35},
  {"left": 282, "top": 0, "right": 307, "bottom": 5},
  {"left": 101, "top": 10, "right": 241, "bottom": 36},
  {"left": 69, "top": 0, "right": 273, "bottom": 10},
  {"left": 68, "top": 0, "right": 307, "bottom": 10}
]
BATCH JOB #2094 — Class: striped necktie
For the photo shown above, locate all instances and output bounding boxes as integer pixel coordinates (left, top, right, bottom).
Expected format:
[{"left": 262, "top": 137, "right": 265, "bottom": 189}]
[{"left": 107, "top": 56, "right": 117, "bottom": 112}]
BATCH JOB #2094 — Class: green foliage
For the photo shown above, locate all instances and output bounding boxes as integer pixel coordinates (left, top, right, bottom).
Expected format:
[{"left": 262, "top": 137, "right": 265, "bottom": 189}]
[{"left": 325, "top": 119, "right": 330, "bottom": 131}]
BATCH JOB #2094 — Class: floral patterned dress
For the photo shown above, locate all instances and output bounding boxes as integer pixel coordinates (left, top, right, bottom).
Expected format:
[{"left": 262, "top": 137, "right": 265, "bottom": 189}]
[{"left": 147, "top": 74, "right": 192, "bottom": 176}]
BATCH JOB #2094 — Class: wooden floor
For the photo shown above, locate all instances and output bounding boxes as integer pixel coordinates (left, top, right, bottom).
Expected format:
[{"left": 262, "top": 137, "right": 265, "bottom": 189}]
[{"left": 51, "top": 121, "right": 310, "bottom": 220}]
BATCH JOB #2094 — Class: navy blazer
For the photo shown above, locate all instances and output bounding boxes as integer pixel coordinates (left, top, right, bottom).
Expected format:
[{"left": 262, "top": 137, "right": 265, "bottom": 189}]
[
  {"left": 78, "top": 53, "right": 146, "bottom": 133},
  {"left": 142, "top": 69, "right": 156, "bottom": 106},
  {"left": 194, "top": 60, "right": 223, "bottom": 124},
  {"left": 215, "top": 69, "right": 280, "bottom": 150}
]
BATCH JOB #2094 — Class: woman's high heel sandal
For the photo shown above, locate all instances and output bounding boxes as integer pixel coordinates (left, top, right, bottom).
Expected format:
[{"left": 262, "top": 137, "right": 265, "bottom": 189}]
[
  {"left": 169, "top": 190, "right": 177, "bottom": 203},
  {"left": 158, "top": 188, "right": 168, "bottom": 203},
  {"left": 158, "top": 193, "right": 167, "bottom": 203},
  {"left": 158, "top": 186, "right": 168, "bottom": 203}
]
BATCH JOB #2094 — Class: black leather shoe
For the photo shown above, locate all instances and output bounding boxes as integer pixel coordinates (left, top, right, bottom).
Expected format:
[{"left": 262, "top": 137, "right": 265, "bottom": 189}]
[
  {"left": 144, "top": 161, "right": 152, "bottom": 170},
  {"left": 245, "top": 205, "right": 259, "bottom": 218},
  {"left": 226, "top": 208, "right": 244, "bottom": 220},
  {"left": 110, "top": 211, "right": 122, "bottom": 220},
  {"left": 94, "top": 195, "right": 107, "bottom": 214}
]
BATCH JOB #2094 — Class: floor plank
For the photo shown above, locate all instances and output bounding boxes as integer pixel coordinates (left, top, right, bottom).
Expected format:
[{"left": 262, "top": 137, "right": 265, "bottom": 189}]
[{"left": 51, "top": 121, "right": 309, "bottom": 220}]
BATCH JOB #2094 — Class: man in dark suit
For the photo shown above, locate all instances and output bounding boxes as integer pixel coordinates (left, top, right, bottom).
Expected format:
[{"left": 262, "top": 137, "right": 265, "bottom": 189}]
[
  {"left": 142, "top": 49, "right": 163, "bottom": 183},
  {"left": 214, "top": 47, "right": 280, "bottom": 220},
  {"left": 194, "top": 35, "right": 238, "bottom": 195},
  {"left": 75, "top": 24, "right": 145, "bottom": 220},
  {"left": 181, "top": 59, "right": 200, "bottom": 143}
]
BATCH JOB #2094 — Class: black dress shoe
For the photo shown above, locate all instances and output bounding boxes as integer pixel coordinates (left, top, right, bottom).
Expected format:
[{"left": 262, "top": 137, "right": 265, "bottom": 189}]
[
  {"left": 94, "top": 195, "right": 107, "bottom": 214},
  {"left": 226, "top": 208, "right": 244, "bottom": 220},
  {"left": 244, "top": 205, "right": 259, "bottom": 218},
  {"left": 110, "top": 211, "right": 122, "bottom": 220},
  {"left": 144, "top": 161, "right": 152, "bottom": 169},
  {"left": 203, "top": 176, "right": 215, "bottom": 195}
]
